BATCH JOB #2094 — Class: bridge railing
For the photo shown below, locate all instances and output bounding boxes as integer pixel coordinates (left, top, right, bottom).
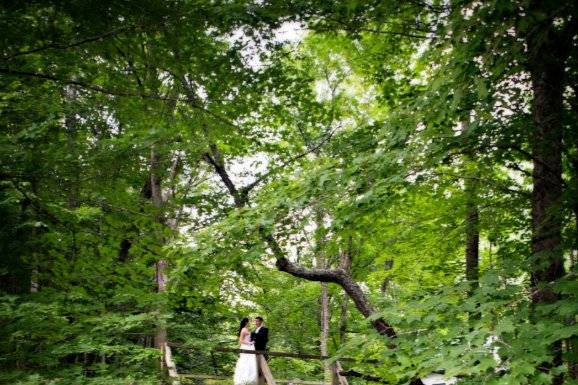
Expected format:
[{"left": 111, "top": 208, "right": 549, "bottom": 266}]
[
  {"left": 205, "top": 347, "right": 351, "bottom": 385},
  {"left": 170, "top": 345, "right": 355, "bottom": 385}
]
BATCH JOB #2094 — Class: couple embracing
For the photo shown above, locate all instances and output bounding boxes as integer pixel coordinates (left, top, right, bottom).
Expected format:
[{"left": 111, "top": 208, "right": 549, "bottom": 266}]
[{"left": 233, "top": 316, "right": 269, "bottom": 385}]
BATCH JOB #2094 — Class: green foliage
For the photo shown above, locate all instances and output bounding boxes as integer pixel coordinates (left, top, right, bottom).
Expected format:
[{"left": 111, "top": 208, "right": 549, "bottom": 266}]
[{"left": 2, "top": 0, "right": 578, "bottom": 385}]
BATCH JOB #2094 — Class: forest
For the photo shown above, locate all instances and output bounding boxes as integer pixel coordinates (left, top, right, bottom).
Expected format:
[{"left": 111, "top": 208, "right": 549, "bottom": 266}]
[{"left": 1, "top": 1, "right": 578, "bottom": 384}]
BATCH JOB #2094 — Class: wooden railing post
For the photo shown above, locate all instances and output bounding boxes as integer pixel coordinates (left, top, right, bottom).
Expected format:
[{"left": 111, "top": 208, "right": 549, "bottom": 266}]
[
  {"left": 331, "top": 363, "right": 340, "bottom": 385},
  {"left": 331, "top": 361, "right": 348, "bottom": 385},
  {"left": 163, "top": 342, "right": 180, "bottom": 384},
  {"left": 258, "top": 354, "right": 277, "bottom": 385},
  {"left": 258, "top": 353, "right": 266, "bottom": 385}
]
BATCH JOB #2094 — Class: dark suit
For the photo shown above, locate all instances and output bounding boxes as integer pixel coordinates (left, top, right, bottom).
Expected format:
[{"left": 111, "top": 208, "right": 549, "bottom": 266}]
[{"left": 251, "top": 326, "right": 269, "bottom": 352}]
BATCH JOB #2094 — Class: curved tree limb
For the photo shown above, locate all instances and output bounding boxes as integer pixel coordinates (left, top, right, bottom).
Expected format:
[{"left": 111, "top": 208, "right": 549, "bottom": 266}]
[
  {"left": 202, "top": 141, "right": 396, "bottom": 338},
  {"left": 202, "top": 141, "right": 424, "bottom": 384}
]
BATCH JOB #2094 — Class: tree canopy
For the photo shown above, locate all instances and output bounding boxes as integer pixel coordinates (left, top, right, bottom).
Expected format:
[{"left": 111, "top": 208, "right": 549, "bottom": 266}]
[{"left": 1, "top": 1, "right": 578, "bottom": 385}]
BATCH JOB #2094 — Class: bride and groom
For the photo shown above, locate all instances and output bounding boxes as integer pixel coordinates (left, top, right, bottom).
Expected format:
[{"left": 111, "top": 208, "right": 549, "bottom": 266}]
[{"left": 233, "top": 316, "right": 269, "bottom": 385}]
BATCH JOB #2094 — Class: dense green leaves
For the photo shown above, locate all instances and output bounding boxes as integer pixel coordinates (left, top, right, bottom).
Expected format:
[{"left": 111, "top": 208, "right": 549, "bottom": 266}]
[{"left": 2, "top": 1, "right": 578, "bottom": 385}]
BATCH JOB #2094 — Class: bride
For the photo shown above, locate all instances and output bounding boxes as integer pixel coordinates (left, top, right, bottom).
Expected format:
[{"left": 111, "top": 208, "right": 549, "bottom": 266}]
[{"left": 233, "top": 317, "right": 258, "bottom": 385}]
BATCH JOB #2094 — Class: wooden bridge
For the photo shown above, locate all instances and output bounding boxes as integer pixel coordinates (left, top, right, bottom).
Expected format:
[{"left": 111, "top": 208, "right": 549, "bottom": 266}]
[
  {"left": 161, "top": 343, "right": 455, "bottom": 385},
  {"left": 162, "top": 343, "right": 352, "bottom": 385}
]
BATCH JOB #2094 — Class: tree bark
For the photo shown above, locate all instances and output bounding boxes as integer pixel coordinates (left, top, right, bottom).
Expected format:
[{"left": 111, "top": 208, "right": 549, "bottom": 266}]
[
  {"left": 30, "top": 266, "right": 39, "bottom": 293},
  {"left": 63, "top": 85, "right": 81, "bottom": 211},
  {"left": 459, "top": 118, "right": 480, "bottom": 293},
  {"left": 313, "top": 208, "right": 331, "bottom": 382},
  {"left": 528, "top": 50, "right": 565, "bottom": 305},
  {"left": 524, "top": 7, "right": 577, "bottom": 384},
  {"left": 464, "top": 154, "right": 480, "bottom": 329},
  {"left": 266, "top": 234, "right": 396, "bottom": 338},
  {"left": 117, "top": 238, "right": 132, "bottom": 263},
  {"left": 149, "top": 144, "right": 180, "bottom": 381},
  {"left": 320, "top": 281, "right": 330, "bottom": 377},
  {"left": 464, "top": 171, "right": 479, "bottom": 291},
  {"left": 150, "top": 144, "right": 168, "bottom": 361},
  {"left": 339, "top": 247, "right": 352, "bottom": 345}
]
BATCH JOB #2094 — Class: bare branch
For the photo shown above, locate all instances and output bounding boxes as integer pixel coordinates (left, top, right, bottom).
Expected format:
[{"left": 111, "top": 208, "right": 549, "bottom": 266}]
[{"left": 203, "top": 145, "right": 242, "bottom": 206}]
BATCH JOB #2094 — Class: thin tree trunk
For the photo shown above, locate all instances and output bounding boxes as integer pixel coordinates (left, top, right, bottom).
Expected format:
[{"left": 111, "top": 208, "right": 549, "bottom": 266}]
[
  {"left": 464, "top": 152, "right": 480, "bottom": 329},
  {"left": 464, "top": 171, "right": 479, "bottom": 292},
  {"left": 460, "top": 119, "right": 480, "bottom": 293},
  {"left": 563, "top": 87, "right": 578, "bottom": 380},
  {"left": 465, "top": 195, "right": 479, "bottom": 285},
  {"left": 30, "top": 265, "right": 39, "bottom": 293},
  {"left": 339, "top": 294, "right": 348, "bottom": 345},
  {"left": 63, "top": 86, "right": 81, "bottom": 266},
  {"left": 150, "top": 143, "right": 181, "bottom": 381},
  {"left": 320, "top": 281, "right": 330, "bottom": 382},
  {"left": 150, "top": 144, "right": 167, "bottom": 363},
  {"left": 64, "top": 85, "right": 81, "bottom": 211},
  {"left": 339, "top": 245, "right": 352, "bottom": 345},
  {"left": 313, "top": 208, "right": 331, "bottom": 383}
]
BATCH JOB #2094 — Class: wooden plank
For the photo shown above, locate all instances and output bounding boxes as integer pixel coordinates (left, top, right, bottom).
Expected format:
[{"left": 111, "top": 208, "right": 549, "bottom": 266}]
[
  {"left": 334, "top": 361, "right": 348, "bottom": 385},
  {"left": 165, "top": 343, "right": 179, "bottom": 377},
  {"left": 331, "top": 363, "right": 339, "bottom": 385},
  {"left": 258, "top": 355, "right": 277, "bottom": 385},
  {"left": 163, "top": 342, "right": 180, "bottom": 384}
]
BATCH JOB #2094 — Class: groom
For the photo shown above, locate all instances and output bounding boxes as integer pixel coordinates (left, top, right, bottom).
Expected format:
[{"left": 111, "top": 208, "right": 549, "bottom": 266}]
[{"left": 251, "top": 316, "right": 269, "bottom": 355}]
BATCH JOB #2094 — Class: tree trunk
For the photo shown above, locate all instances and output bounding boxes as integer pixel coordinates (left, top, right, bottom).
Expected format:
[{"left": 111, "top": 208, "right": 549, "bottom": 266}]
[
  {"left": 149, "top": 143, "right": 181, "bottom": 381},
  {"left": 574, "top": 159, "right": 578, "bottom": 259},
  {"left": 339, "top": 294, "right": 348, "bottom": 346},
  {"left": 64, "top": 85, "right": 81, "bottom": 211},
  {"left": 528, "top": 63, "right": 565, "bottom": 383},
  {"left": 464, "top": 152, "right": 480, "bottom": 331},
  {"left": 339, "top": 247, "right": 352, "bottom": 345},
  {"left": 30, "top": 266, "right": 39, "bottom": 293},
  {"left": 524, "top": 8, "right": 576, "bottom": 384},
  {"left": 464, "top": 169, "right": 479, "bottom": 292},
  {"left": 320, "top": 281, "right": 330, "bottom": 380},
  {"left": 117, "top": 238, "right": 132, "bottom": 262},
  {"left": 63, "top": 86, "right": 81, "bottom": 266},
  {"left": 459, "top": 118, "right": 480, "bottom": 294},
  {"left": 528, "top": 47, "right": 565, "bottom": 305},
  {"left": 150, "top": 143, "right": 171, "bottom": 374},
  {"left": 271, "top": 242, "right": 396, "bottom": 338},
  {"left": 313, "top": 208, "right": 331, "bottom": 382}
]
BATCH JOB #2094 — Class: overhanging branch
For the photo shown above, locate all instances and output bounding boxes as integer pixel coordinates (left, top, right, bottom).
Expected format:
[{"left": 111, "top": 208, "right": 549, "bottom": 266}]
[{"left": 201, "top": 142, "right": 396, "bottom": 338}]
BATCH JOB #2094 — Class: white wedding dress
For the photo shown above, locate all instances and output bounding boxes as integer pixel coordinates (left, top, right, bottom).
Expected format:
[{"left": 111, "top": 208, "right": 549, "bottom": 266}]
[{"left": 233, "top": 330, "right": 258, "bottom": 385}]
